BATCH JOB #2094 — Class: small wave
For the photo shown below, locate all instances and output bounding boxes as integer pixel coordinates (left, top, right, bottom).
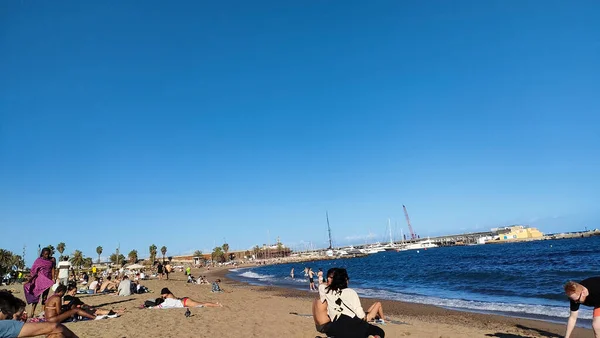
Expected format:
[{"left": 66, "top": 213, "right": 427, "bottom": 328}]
[
  {"left": 238, "top": 271, "right": 275, "bottom": 280},
  {"left": 355, "top": 288, "right": 594, "bottom": 320}
]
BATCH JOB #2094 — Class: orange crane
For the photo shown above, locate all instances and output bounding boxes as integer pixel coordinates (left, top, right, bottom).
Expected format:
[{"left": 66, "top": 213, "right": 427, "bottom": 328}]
[{"left": 402, "top": 205, "right": 417, "bottom": 240}]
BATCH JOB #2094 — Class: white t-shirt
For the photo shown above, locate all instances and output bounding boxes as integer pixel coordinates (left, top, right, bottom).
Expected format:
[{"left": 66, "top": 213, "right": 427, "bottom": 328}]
[
  {"left": 57, "top": 261, "right": 72, "bottom": 279},
  {"left": 157, "top": 297, "right": 184, "bottom": 308},
  {"left": 88, "top": 280, "right": 98, "bottom": 290},
  {"left": 117, "top": 280, "right": 131, "bottom": 296},
  {"left": 319, "top": 285, "right": 366, "bottom": 321}
]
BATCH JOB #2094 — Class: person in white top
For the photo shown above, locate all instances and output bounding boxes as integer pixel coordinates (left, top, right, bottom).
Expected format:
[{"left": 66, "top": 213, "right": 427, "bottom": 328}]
[
  {"left": 318, "top": 268, "right": 385, "bottom": 338},
  {"left": 57, "top": 257, "right": 72, "bottom": 286},
  {"left": 155, "top": 288, "right": 222, "bottom": 308},
  {"left": 117, "top": 276, "right": 131, "bottom": 296}
]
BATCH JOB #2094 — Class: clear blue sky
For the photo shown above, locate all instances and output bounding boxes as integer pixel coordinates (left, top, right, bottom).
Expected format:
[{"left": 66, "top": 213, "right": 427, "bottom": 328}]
[{"left": 1, "top": 1, "right": 599, "bottom": 265}]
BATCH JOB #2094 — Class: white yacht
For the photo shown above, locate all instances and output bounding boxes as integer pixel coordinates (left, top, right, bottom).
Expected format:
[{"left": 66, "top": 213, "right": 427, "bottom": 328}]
[{"left": 399, "top": 237, "right": 438, "bottom": 251}]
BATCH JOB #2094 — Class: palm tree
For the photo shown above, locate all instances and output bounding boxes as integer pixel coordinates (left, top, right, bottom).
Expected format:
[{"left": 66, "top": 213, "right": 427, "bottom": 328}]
[
  {"left": 244, "top": 250, "right": 251, "bottom": 259},
  {"left": 222, "top": 243, "right": 229, "bottom": 261},
  {"left": 193, "top": 250, "right": 203, "bottom": 258},
  {"left": 211, "top": 247, "right": 224, "bottom": 263},
  {"left": 253, "top": 245, "right": 261, "bottom": 259},
  {"left": 46, "top": 245, "right": 56, "bottom": 257},
  {"left": 0, "top": 249, "right": 14, "bottom": 276},
  {"left": 109, "top": 253, "right": 126, "bottom": 266},
  {"left": 276, "top": 242, "right": 284, "bottom": 258},
  {"left": 149, "top": 244, "right": 157, "bottom": 264},
  {"left": 57, "top": 242, "right": 66, "bottom": 260},
  {"left": 83, "top": 257, "right": 93, "bottom": 268},
  {"left": 70, "top": 250, "right": 84, "bottom": 275},
  {"left": 160, "top": 246, "right": 167, "bottom": 263},
  {"left": 96, "top": 246, "right": 103, "bottom": 263},
  {"left": 128, "top": 250, "right": 138, "bottom": 264}
]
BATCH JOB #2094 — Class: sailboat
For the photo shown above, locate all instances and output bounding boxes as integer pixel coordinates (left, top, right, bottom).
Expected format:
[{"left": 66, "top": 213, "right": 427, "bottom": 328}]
[{"left": 383, "top": 218, "right": 399, "bottom": 251}]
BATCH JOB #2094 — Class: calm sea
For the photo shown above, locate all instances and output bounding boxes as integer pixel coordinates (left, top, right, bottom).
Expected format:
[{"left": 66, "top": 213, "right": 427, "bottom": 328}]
[{"left": 228, "top": 236, "right": 600, "bottom": 325}]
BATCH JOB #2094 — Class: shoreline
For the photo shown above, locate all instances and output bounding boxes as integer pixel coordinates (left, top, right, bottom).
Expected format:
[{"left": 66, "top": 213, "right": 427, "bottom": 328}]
[
  {"left": 4, "top": 266, "right": 592, "bottom": 337},
  {"left": 216, "top": 267, "right": 592, "bottom": 337}
]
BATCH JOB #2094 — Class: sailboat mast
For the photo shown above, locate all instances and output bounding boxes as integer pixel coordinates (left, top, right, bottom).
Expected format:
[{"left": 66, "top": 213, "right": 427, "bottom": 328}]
[
  {"left": 326, "top": 211, "right": 333, "bottom": 250},
  {"left": 388, "top": 218, "right": 393, "bottom": 245}
]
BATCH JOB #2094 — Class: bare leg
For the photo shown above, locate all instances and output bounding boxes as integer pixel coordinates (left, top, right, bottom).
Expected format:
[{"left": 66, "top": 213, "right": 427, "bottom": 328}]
[
  {"left": 592, "top": 315, "right": 600, "bottom": 338},
  {"left": 184, "top": 298, "right": 222, "bottom": 308},
  {"left": 30, "top": 303, "right": 38, "bottom": 317},
  {"left": 47, "top": 308, "right": 95, "bottom": 323},
  {"left": 366, "top": 302, "right": 384, "bottom": 321}
]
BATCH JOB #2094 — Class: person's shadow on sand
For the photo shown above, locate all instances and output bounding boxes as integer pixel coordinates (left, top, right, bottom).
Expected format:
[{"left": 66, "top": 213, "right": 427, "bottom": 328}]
[{"left": 485, "top": 325, "right": 562, "bottom": 338}]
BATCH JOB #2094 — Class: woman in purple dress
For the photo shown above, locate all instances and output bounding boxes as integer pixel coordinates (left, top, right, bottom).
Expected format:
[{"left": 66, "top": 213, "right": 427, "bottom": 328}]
[{"left": 23, "top": 247, "right": 56, "bottom": 316}]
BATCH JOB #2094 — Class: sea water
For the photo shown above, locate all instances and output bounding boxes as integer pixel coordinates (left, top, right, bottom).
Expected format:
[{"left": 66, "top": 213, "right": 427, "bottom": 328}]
[{"left": 228, "top": 236, "right": 600, "bottom": 326}]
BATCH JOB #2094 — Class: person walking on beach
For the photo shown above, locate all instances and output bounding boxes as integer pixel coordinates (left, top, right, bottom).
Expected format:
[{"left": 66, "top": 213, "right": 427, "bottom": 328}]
[
  {"left": 308, "top": 268, "right": 316, "bottom": 291},
  {"left": 23, "top": 248, "right": 56, "bottom": 317},
  {"left": 157, "top": 262, "right": 164, "bottom": 280},
  {"left": 57, "top": 256, "right": 72, "bottom": 286},
  {"left": 165, "top": 263, "right": 171, "bottom": 280},
  {"left": 564, "top": 277, "right": 600, "bottom": 338}
]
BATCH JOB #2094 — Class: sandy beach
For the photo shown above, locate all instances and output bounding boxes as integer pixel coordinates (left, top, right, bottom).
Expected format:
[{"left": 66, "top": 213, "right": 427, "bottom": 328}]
[{"left": 6, "top": 267, "right": 591, "bottom": 337}]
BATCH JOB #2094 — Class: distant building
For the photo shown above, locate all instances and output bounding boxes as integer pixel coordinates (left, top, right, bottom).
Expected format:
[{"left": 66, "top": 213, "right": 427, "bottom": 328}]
[{"left": 496, "top": 225, "right": 543, "bottom": 241}]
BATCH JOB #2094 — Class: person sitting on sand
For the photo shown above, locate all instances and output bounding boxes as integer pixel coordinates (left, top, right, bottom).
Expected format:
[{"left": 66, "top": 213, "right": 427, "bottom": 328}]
[
  {"left": 98, "top": 276, "right": 117, "bottom": 293},
  {"left": 117, "top": 275, "right": 131, "bottom": 297},
  {"left": 0, "top": 291, "right": 79, "bottom": 338},
  {"left": 87, "top": 278, "right": 100, "bottom": 294},
  {"left": 320, "top": 268, "right": 385, "bottom": 338},
  {"left": 44, "top": 285, "right": 96, "bottom": 323},
  {"left": 211, "top": 279, "right": 223, "bottom": 293},
  {"left": 157, "top": 288, "right": 222, "bottom": 308},
  {"left": 63, "top": 284, "right": 122, "bottom": 317},
  {"left": 564, "top": 277, "right": 600, "bottom": 338}
]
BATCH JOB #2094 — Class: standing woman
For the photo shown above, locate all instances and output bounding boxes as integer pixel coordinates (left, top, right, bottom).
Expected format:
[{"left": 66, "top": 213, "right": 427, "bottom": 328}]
[{"left": 23, "top": 247, "right": 56, "bottom": 316}]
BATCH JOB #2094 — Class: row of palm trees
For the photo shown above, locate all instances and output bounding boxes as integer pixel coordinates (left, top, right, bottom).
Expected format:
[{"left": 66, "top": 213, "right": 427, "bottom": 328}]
[{"left": 0, "top": 249, "right": 25, "bottom": 276}]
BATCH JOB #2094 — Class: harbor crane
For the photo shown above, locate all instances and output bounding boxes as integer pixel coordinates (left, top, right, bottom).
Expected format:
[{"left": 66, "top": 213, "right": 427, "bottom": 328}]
[{"left": 403, "top": 205, "right": 417, "bottom": 240}]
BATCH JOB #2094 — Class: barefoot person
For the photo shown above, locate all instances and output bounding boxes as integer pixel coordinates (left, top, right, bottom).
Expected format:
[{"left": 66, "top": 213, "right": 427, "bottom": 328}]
[
  {"left": 63, "top": 284, "right": 122, "bottom": 317},
  {"left": 308, "top": 268, "right": 316, "bottom": 291},
  {"left": 0, "top": 291, "right": 79, "bottom": 338},
  {"left": 23, "top": 248, "right": 56, "bottom": 317},
  {"left": 44, "top": 285, "right": 95, "bottom": 323},
  {"left": 564, "top": 277, "right": 600, "bottom": 338},
  {"left": 321, "top": 268, "right": 385, "bottom": 338},
  {"left": 157, "top": 288, "right": 222, "bottom": 308}
]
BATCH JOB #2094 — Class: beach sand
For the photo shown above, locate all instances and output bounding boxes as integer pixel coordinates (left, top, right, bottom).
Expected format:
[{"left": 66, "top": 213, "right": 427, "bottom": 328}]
[{"left": 8, "top": 267, "right": 591, "bottom": 337}]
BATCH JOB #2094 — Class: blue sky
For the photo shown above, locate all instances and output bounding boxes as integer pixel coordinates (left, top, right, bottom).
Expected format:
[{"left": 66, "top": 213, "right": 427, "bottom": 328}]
[{"left": 1, "top": 1, "right": 599, "bottom": 264}]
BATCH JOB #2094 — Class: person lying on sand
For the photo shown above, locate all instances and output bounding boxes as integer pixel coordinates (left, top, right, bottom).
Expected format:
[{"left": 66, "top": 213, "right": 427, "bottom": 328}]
[
  {"left": 156, "top": 288, "right": 222, "bottom": 308},
  {"left": 564, "top": 277, "right": 600, "bottom": 338},
  {"left": 44, "top": 285, "right": 96, "bottom": 323},
  {"left": 63, "top": 284, "right": 123, "bottom": 317}
]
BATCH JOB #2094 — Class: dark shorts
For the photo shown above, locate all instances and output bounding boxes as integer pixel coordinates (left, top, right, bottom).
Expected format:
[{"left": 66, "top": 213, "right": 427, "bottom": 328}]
[
  {"left": 309, "top": 278, "right": 314, "bottom": 283},
  {"left": 315, "top": 322, "right": 331, "bottom": 333}
]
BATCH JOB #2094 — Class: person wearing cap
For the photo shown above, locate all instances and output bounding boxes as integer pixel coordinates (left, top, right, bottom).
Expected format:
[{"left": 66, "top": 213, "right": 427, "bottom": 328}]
[{"left": 156, "top": 288, "right": 222, "bottom": 309}]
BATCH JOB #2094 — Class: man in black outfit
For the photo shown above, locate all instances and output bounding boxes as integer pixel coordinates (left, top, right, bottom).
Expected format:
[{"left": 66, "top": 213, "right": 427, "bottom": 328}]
[{"left": 564, "top": 277, "right": 600, "bottom": 338}]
